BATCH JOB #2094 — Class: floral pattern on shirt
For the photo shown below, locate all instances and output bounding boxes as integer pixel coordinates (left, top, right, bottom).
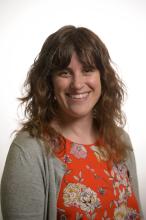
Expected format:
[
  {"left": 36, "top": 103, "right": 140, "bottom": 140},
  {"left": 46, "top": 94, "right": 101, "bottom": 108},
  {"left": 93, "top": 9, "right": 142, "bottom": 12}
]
[
  {"left": 114, "top": 203, "right": 139, "bottom": 220},
  {"left": 63, "top": 183, "right": 101, "bottom": 213},
  {"left": 90, "top": 145, "right": 109, "bottom": 161},
  {"left": 56, "top": 139, "right": 140, "bottom": 219},
  {"left": 104, "top": 163, "right": 132, "bottom": 199},
  {"left": 70, "top": 143, "right": 87, "bottom": 159}
]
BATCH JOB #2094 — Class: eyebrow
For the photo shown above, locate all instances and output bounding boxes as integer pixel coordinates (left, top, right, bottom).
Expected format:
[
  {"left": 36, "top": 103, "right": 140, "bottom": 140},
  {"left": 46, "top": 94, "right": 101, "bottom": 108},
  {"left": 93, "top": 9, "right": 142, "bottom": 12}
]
[
  {"left": 65, "top": 65, "right": 96, "bottom": 73},
  {"left": 64, "top": 67, "right": 74, "bottom": 74},
  {"left": 66, "top": 67, "right": 73, "bottom": 71}
]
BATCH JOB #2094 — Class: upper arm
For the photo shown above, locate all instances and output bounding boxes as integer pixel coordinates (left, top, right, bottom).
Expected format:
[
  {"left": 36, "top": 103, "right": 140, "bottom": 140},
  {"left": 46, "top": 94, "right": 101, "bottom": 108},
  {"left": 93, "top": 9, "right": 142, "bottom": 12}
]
[
  {"left": 123, "top": 131, "right": 144, "bottom": 219},
  {"left": 1, "top": 142, "right": 45, "bottom": 220}
]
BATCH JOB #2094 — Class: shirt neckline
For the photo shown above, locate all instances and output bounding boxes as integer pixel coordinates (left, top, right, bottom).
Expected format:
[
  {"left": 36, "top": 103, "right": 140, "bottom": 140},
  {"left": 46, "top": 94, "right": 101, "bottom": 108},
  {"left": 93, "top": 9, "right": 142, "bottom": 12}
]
[{"left": 60, "top": 134, "right": 101, "bottom": 147}]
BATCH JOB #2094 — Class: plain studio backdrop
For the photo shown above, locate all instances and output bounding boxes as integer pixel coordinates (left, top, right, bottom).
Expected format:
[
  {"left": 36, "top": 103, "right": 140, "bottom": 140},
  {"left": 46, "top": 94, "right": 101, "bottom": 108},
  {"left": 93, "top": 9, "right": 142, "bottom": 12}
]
[{"left": 0, "top": 0, "right": 146, "bottom": 218}]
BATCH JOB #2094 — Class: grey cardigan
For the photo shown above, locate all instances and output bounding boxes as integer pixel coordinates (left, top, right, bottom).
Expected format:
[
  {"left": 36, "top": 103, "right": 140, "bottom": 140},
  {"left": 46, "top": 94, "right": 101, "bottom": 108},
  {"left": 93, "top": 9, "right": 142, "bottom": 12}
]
[{"left": 1, "top": 131, "right": 143, "bottom": 220}]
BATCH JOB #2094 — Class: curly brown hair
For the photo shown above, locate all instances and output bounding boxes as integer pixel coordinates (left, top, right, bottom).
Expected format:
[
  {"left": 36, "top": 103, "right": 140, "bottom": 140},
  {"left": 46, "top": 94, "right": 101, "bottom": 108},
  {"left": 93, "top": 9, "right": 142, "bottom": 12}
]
[{"left": 19, "top": 25, "right": 131, "bottom": 162}]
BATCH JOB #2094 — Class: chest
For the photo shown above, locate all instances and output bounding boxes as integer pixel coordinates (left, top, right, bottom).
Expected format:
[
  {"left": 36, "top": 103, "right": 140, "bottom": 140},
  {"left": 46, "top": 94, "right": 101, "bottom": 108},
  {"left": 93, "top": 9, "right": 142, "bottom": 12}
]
[{"left": 55, "top": 140, "right": 140, "bottom": 219}]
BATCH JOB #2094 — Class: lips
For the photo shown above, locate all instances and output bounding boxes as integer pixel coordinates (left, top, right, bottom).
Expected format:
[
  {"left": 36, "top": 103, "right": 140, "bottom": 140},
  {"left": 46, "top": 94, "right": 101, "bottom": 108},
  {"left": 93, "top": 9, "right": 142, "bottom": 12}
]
[{"left": 66, "top": 92, "right": 90, "bottom": 99}]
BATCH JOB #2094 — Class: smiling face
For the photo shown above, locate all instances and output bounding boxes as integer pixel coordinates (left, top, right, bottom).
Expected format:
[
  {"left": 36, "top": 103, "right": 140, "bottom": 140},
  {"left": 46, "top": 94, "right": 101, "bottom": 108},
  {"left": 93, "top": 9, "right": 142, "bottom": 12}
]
[{"left": 52, "top": 52, "right": 101, "bottom": 120}]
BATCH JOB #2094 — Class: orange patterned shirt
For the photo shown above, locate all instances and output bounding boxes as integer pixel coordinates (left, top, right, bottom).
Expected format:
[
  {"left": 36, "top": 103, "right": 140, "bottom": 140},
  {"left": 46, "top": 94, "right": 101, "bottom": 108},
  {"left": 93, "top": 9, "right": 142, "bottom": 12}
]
[{"left": 55, "top": 137, "right": 140, "bottom": 219}]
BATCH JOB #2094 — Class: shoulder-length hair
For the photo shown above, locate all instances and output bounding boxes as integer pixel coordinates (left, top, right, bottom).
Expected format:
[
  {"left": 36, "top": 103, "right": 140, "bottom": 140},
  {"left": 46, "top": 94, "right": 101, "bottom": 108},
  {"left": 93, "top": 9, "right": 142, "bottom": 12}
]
[{"left": 19, "top": 25, "right": 131, "bottom": 162}]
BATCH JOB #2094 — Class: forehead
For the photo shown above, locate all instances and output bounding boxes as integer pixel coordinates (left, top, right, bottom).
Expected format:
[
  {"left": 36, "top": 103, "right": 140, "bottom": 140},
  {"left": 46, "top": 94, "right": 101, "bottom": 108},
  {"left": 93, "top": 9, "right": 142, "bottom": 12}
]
[{"left": 68, "top": 52, "right": 82, "bottom": 68}]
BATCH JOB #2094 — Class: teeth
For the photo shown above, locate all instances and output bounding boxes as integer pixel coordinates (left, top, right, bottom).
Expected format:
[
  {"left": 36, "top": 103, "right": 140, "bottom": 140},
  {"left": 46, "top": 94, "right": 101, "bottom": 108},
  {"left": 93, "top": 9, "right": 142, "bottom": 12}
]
[{"left": 69, "top": 93, "right": 89, "bottom": 99}]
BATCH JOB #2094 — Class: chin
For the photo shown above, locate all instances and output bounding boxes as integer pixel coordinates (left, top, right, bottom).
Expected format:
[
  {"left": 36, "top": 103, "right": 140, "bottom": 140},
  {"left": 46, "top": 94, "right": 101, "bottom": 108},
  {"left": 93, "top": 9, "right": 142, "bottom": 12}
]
[{"left": 67, "top": 111, "right": 92, "bottom": 119}]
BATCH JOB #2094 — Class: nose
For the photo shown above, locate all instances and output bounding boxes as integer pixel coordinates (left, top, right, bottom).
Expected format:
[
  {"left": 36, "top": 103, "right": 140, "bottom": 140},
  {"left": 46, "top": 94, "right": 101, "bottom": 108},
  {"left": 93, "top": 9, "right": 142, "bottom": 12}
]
[{"left": 70, "top": 72, "right": 84, "bottom": 90}]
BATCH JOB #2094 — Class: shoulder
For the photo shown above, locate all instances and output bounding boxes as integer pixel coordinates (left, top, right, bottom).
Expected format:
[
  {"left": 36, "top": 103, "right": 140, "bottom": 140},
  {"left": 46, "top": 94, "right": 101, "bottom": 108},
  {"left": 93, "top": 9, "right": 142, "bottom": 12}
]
[
  {"left": 13, "top": 131, "right": 43, "bottom": 149},
  {"left": 2, "top": 131, "right": 49, "bottom": 189},
  {"left": 14, "top": 130, "right": 45, "bottom": 150},
  {"left": 119, "top": 129, "right": 136, "bottom": 162},
  {"left": 118, "top": 128, "right": 133, "bottom": 149},
  {"left": 117, "top": 130, "right": 139, "bottom": 185},
  {"left": 8, "top": 131, "right": 47, "bottom": 165}
]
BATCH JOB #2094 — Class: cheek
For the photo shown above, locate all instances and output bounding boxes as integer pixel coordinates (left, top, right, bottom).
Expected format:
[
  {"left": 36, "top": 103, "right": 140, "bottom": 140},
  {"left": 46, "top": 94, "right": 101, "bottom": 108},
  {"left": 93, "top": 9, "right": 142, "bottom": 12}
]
[
  {"left": 53, "top": 79, "right": 68, "bottom": 97},
  {"left": 53, "top": 78, "right": 62, "bottom": 92},
  {"left": 90, "top": 76, "right": 101, "bottom": 93}
]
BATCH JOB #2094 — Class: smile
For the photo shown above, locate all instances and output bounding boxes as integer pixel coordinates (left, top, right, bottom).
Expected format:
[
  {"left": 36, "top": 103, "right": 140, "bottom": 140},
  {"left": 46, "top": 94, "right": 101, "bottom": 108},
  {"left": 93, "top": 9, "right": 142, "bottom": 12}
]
[{"left": 67, "top": 92, "right": 89, "bottom": 99}]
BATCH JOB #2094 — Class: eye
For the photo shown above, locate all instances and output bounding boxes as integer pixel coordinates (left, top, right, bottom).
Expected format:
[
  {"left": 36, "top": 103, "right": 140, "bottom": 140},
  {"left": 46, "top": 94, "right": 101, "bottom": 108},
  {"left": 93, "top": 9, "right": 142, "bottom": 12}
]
[
  {"left": 82, "top": 67, "right": 96, "bottom": 74},
  {"left": 57, "top": 69, "right": 72, "bottom": 78}
]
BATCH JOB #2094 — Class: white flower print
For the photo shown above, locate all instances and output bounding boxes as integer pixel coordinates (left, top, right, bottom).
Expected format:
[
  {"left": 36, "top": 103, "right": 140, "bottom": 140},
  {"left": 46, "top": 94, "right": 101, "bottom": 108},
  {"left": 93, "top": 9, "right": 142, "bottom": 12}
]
[
  {"left": 80, "top": 187, "right": 100, "bottom": 213},
  {"left": 63, "top": 183, "right": 100, "bottom": 213}
]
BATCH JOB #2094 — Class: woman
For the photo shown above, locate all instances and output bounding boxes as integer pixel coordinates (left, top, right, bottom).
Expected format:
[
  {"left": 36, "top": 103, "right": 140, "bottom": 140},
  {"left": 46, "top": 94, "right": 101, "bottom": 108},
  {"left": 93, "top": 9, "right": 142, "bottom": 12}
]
[{"left": 1, "top": 25, "right": 143, "bottom": 219}]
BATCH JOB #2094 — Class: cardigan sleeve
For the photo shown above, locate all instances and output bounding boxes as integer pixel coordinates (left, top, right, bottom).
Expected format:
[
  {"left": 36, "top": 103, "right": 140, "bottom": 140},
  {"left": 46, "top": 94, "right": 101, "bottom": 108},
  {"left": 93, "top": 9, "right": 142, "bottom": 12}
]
[
  {"left": 1, "top": 133, "right": 47, "bottom": 220},
  {"left": 123, "top": 131, "right": 144, "bottom": 219}
]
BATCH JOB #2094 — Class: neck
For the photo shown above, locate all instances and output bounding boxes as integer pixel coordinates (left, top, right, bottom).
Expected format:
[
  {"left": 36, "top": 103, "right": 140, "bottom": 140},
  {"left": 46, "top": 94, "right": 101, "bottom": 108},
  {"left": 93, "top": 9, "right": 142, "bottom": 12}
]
[{"left": 52, "top": 114, "right": 98, "bottom": 144}]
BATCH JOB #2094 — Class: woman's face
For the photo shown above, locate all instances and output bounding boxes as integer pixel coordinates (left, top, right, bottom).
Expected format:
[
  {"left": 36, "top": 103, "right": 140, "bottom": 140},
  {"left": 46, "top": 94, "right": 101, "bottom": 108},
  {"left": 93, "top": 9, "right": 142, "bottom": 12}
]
[{"left": 52, "top": 52, "right": 101, "bottom": 119}]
